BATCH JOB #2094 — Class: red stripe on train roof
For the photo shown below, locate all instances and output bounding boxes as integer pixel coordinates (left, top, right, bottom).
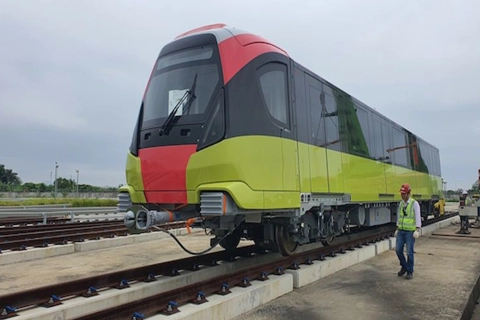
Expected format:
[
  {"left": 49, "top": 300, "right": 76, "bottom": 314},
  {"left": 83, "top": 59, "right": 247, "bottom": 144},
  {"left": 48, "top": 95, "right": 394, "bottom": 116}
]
[
  {"left": 175, "top": 23, "right": 227, "bottom": 39},
  {"left": 218, "top": 33, "right": 289, "bottom": 84}
]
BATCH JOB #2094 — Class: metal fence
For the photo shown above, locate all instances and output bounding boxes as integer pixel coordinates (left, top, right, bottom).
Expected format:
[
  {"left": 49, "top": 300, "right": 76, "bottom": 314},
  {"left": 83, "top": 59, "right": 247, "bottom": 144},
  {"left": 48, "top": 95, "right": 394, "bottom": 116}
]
[{"left": 0, "top": 205, "right": 121, "bottom": 224}]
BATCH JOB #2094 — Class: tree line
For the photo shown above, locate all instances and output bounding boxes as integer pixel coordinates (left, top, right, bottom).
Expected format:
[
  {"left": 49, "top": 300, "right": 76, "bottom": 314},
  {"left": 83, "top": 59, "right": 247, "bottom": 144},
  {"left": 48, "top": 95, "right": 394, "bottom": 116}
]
[
  {"left": 1, "top": 163, "right": 478, "bottom": 195},
  {"left": 0, "top": 164, "right": 119, "bottom": 193}
]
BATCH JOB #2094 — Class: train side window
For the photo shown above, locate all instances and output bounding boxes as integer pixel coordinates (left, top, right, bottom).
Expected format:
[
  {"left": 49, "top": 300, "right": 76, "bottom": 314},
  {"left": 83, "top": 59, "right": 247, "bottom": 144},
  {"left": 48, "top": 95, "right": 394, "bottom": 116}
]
[
  {"left": 418, "top": 140, "right": 430, "bottom": 174},
  {"left": 382, "top": 120, "right": 393, "bottom": 163},
  {"left": 306, "top": 75, "right": 325, "bottom": 147},
  {"left": 323, "top": 85, "right": 341, "bottom": 151},
  {"left": 392, "top": 127, "right": 408, "bottom": 167},
  {"left": 435, "top": 149, "right": 441, "bottom": 176},
  {"left": 372, "top": 115, "right": 383, "bottom": 160},
  {"left": 257, "top": 63, "right": 289, "bottom": 127},
  {"left": 346, "top": 103, "right": 371, "bottom": 157},
  {"left": 294, "top": 66, "right": 309, "bottom": 143}
]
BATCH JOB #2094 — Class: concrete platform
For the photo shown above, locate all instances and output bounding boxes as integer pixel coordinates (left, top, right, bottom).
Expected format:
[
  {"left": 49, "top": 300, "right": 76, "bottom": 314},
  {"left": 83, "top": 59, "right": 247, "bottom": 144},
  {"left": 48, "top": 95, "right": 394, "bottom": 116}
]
[
  {"left": 0, "top": 244, "right": 75, "bottom": 265},
  {"left": 17, "top": 244, "right": 290, "bottom": 320},
  {"left": 150, "top": 274, "right": 293, "bottom": 320},
  {"left": 237, "top": 216, "right": 480, "bottom": 320}
]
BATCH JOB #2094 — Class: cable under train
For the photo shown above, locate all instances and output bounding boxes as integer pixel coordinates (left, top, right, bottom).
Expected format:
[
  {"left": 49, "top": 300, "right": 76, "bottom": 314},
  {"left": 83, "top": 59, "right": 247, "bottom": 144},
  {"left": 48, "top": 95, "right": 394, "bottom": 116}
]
[{"left": 119, "top": 23, "right": 442, "bottom": 256}]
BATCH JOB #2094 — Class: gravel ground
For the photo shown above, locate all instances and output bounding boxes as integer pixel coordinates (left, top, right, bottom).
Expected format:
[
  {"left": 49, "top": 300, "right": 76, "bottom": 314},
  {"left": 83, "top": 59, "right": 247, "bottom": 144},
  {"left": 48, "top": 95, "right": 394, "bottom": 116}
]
[{"left": 0, "top": 229, "right": 242, "bottom": 294}]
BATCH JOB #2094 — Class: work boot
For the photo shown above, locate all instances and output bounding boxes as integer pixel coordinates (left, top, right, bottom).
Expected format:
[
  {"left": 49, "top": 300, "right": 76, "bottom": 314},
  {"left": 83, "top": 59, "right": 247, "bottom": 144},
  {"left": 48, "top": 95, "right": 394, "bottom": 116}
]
[
  {"left": 405, "top": 272, "right": 413, "bottom": 280},
  {"left": 397, "top": 268, "right": 407, "bottom": 276}
]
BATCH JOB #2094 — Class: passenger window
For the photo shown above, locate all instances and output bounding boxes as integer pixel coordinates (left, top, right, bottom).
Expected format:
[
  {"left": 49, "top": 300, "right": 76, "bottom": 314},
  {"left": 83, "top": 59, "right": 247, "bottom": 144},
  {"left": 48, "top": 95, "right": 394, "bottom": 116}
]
[
  {"left": 323, "top": 85, "right": 341, "bottom": 151},
  {"left": 372, "top": 115, "right": 384, "bottom": 160},
  {"left": 392, "top": 127, "right": 408, "bottom": 167},
  {"left": 306, "top": 75, "right": 325, "bottom": 147},
  {"left": 257, "top": 63, "right": 289, "bottom": 126},
  {"left": 355, "top": 106, "right": 371, "bottom": 155}
]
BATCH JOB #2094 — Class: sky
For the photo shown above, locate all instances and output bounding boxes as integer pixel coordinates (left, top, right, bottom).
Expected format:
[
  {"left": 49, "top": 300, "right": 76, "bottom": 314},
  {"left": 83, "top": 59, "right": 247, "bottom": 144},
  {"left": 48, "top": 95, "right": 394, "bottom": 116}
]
[{"left": 0, "top": 0, "right": 479, "bottom": 190}]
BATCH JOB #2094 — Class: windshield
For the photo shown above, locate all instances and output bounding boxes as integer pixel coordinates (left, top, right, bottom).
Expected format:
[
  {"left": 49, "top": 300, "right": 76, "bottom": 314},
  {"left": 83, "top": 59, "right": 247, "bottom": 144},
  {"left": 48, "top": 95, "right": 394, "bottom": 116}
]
[{"left": 142, "top": 45, "right": 221, "bottom": 129}]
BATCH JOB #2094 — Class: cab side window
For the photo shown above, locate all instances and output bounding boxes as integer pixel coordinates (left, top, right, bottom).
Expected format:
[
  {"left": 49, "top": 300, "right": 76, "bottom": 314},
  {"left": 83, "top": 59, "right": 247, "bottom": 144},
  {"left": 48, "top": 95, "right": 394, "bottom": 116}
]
[{"left": 257, "top": 63, "right": 289, "bottom": 127}]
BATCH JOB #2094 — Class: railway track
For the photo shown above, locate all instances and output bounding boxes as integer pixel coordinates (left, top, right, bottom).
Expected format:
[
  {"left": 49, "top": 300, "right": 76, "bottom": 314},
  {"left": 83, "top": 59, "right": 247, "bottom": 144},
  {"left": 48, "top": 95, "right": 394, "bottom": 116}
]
[
  {"left": 0, "top": 213, "right": 458, "bottom": 319},
  {"left": 0, "top": 225, "right": 393, "bottom": 319},
  {"left": 0, "top": 216, "right": 70, "bottom": 227},
  {"left": 0, "top": 220, "right": 187, "bottom": 252},
  {"left": 422, "top": 211, "right": 458, "bottom": 226},
  {"left": 78, "top": 226, "right": 396, "bottom": 320}
]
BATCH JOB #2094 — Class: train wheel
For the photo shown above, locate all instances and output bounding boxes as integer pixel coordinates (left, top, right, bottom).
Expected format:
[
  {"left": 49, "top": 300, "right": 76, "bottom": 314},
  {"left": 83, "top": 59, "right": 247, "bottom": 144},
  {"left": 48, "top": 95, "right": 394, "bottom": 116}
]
[
  {"left": 321, "top": 235, "right": 335, "bottom": 246},
  {"left": 219, "top": 229, "right": 241, "bottom": 251},
  {"left": 275, "top": 224, "right": 298, "bottom": 256}
]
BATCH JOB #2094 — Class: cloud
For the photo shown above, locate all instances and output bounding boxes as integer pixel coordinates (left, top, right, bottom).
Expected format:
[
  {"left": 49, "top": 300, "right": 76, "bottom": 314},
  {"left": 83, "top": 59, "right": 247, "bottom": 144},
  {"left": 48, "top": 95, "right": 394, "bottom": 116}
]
[{"left": 0, "top": 0, "right": 479, "bottom": 190}]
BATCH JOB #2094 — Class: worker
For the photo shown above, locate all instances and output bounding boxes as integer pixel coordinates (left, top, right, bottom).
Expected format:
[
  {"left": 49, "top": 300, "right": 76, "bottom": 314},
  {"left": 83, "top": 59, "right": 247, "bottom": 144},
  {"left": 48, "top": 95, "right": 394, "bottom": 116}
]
[
  {"left": 433, "top": 196, "right": 445, "bottom": 216},
  {"left": 395, "top": 183, "right": 421, "bottom": 280},
  {"left": 463, "top": 191, "right": 473, "bottom": 206},
  {"left": 458, "top": 190, "right": 473, "bottom": 234}
]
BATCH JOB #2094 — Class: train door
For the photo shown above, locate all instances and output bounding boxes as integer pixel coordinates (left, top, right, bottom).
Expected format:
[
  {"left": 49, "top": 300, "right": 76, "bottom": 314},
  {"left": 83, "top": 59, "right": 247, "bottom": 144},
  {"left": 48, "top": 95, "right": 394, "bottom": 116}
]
[
  {"left": 322, "top": 84, "right": 344, "bottom": 193},
  {"left": 372, "top": 114, "right": 388, "bottom": 194},
  {"left": 305, "top": 73, "right": 328, "bottom": 193},
  {"left": 390, "top": 125, "right": 410, "bottom": 193},
  {"left": 280, "top": 62, "right": 299, "bottom": 193},
  {"left": 406, "top": 132, "right": 420, "bottom": 195},
  {"left": 292, "top": 64, "right": 311, "bottom": 193},
  {"left": 383, "top": 118, "right": 396, "bottom": 195},
  {"left": 255, "top": 61, "right": 298, "bottom": 195}
]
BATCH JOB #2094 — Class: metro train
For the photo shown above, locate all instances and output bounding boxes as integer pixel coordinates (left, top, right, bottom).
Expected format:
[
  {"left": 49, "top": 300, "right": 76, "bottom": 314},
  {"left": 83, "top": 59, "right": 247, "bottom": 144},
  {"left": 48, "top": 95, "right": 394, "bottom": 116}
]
[{"left": 119, "top": 23, "right": 442, "bottom": 256}]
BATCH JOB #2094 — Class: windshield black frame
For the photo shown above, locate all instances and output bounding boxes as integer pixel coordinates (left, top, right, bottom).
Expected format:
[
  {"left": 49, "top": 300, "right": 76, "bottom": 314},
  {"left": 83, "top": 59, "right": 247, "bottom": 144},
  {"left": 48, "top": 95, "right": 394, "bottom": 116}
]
[{"left": 141, "top": 42, "right": 223, "bottom": 130}]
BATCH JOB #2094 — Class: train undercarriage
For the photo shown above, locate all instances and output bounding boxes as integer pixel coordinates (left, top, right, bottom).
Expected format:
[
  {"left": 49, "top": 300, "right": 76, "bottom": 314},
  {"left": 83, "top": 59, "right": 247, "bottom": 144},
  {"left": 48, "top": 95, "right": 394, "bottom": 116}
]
[{"left": 123, "top": 191, "right": 437, "bottom": 256}]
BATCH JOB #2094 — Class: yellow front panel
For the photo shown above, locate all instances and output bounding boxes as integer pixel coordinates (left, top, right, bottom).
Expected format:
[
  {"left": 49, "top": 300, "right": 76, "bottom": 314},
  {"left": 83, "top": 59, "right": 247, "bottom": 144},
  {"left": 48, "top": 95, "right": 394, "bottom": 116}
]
[
  {"left": 186, "top": 136, "right": 299, "bottom": 209},
  {"left": 125, "top": 152, "right": 145, "bottom": 191},
  {"left": 119, "top": 184, "right": 146, "bottom": 204},
  {"left": 124, "top": 152, "right": 146, "bottom": 203}
]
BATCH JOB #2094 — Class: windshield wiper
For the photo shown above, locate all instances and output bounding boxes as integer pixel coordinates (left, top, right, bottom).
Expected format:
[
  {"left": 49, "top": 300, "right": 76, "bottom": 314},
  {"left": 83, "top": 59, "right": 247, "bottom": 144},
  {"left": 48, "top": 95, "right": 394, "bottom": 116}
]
[
  {"left": 181, "top": 73, "right": 197, "bottom": 116},
  {"left": 159, "top": 74, "right": 198, "bottom": 135}
]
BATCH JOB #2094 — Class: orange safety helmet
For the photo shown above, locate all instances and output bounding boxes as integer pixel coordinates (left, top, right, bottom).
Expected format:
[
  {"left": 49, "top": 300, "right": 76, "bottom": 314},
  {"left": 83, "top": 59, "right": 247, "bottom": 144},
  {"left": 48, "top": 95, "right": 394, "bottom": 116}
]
[{"left": 399, "top": 183, "right": 411, "bottom": 194}]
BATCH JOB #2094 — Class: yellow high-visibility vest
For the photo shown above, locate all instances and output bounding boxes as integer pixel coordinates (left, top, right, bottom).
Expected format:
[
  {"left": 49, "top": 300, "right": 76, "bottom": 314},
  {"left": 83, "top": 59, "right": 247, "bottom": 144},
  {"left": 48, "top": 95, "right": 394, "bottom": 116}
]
[{"left": 398, "top": 199, "right": 417, "bottom": 231}]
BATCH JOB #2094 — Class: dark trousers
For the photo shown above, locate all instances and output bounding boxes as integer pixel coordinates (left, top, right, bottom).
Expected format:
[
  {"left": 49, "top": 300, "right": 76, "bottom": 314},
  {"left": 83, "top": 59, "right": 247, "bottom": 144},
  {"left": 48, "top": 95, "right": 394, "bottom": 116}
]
[{"left": 396, "top": 230, "right": 415, "bottom": 273}]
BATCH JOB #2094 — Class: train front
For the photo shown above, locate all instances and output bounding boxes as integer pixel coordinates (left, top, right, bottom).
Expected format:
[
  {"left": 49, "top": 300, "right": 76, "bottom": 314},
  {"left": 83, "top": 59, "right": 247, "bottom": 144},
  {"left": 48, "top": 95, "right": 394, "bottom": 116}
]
[{"left": 119, "top": 26, "right": 227, "bottom": 233}]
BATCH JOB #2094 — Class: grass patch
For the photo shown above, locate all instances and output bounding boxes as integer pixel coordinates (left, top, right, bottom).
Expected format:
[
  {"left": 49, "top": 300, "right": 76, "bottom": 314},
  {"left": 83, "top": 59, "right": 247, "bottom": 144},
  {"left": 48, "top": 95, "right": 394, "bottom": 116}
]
[
  {"left": 70, "top": 199, "right": 118, "bottom": 207},
  {"left": 0, "top": 198, "right": 117, "bottom": 207}
]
